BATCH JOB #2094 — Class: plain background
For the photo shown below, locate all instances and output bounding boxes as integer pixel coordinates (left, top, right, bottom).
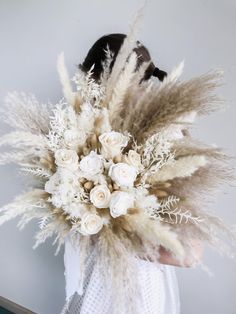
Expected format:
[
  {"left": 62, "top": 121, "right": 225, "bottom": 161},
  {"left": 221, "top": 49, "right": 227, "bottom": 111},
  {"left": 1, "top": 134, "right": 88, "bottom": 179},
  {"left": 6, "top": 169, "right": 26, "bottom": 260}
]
[{"left": 0, "top": 1, "right": 235, "bottom": 313}]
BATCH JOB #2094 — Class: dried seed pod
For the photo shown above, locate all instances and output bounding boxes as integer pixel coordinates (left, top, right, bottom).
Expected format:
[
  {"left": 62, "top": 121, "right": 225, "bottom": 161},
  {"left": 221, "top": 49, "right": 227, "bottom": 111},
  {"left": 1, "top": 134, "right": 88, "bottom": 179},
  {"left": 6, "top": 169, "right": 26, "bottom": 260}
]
[
  {"left": 80, "top": 177, "right": 87, "bottom": 184},
  {"left": 83, "top": 146, "right": 89, "bottom": 155},
  {"left": 114, "top": 154, "right": 122, "bottom": 163},
  {"left": 90, "top": 134, "right": 98, "bottom": 149},
  {"left": 163, "top": 182, "right": 171, "bottom": 188},
  {"left": 84, "top": 181, "right": 94, "bottom": 190},
  {"left": 154, "top": 190, "right": 168, "bottom": 198},
  {"left": 52, "top": 208, "right": 62, "bottom": 214},
  {"left": 113, "top": 183, "right": 119, "bottom": 190},
  {"left": 127, "top": 208, "right": 140, "bottom": 215},
  {"left": 108, "top": 184, "right": 113, "bottom": 192}
]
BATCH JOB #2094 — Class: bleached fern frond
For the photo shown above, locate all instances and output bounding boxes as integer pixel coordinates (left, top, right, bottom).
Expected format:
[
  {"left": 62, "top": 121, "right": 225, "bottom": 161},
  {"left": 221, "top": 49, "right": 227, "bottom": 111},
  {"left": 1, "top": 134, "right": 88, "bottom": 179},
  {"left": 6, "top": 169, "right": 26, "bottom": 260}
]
[
  {"left": 158, "top": 207, "right": 204, "bottom": 225},
  {"left": 38, "top": 216, "right": 51, "bottom": 230},
  {"left": 77, "top": 102, "right": 96, "bottom": 136},
  {"left": 47, "top": 101, "right": 77, "bottom": 150},
  {"left": 100, "top": 45, "right": 115, "bottom": 85},
  {"left": 149, "top": 195, "right": 203, "bottom": 224},
  {"left": 159, "top": 195, "right": 180, "bottom": 210},
  {"left": 2, "top": 92, "right": 51, "bottom": 134},
  {"left": 33, "top": 221, "right": 57, "bottom": 249},
  {"left": 150, "top": 155, "right": 208, "bottom": 183},
  {"left": 57, "top": 52, "right": 75, "bottom": 106},
  {"left": 142, "top": 133, "right": 173, "bottom": 168},
  {"left": 140, "top": 132, "right": 175, "bottom": 183},
  {"left": 73, "top": 65, "right": 104, "bottom": 105},
  {"left": 21, "top": 167, "right": 52, "bottom": 179},
  {"left": 17, "top": 207, "right": 50, "bottom": 230}
]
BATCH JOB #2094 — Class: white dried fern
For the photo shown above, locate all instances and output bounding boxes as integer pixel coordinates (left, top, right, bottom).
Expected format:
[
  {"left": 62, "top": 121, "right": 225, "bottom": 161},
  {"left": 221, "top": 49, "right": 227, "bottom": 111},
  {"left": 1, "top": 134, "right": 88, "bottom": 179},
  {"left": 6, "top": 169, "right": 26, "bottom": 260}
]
[
  {"left": 73, "top": 65, "right": 104, "bottom": 106},
  {"left": 100, "top": 45, "right": 115, "bottom": 86},
  {"left": 21, "top": 167, "right": 52, "bottom": 179},
  {"left": 158, "top": 207, "right": 204, "bottom": 225},
  {"left": 140, "top": 132, "right": 175, "bottom": 183}
]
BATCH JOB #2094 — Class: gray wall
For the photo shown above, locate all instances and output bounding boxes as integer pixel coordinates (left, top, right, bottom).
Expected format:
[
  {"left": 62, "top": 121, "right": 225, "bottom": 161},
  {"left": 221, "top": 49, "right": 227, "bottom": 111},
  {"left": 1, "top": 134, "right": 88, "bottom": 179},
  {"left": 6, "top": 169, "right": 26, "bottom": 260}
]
[{"left": 0, "top": 1, "right": 235, "bottom": 313}]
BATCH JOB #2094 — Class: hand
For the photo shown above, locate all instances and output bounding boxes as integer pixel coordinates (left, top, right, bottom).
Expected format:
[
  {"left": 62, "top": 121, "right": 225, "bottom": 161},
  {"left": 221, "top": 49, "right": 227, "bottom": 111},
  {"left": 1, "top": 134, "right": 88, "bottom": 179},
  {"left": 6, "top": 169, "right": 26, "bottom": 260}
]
[{"left": 158, "top": 239, "right": 204, "bottom": 267}]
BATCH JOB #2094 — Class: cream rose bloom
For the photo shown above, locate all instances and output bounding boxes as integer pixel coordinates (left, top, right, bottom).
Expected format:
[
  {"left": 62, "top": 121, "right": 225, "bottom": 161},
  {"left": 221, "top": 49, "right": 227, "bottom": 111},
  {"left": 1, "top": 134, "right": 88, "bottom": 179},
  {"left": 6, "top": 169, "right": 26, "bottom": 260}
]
[
  {"left": 80, "top": 212, "right": 103, "bottom": 235},
  {"left": 63, "top": 129, "right": 86, "bottom": 149},
  {"left": 109, "top": 162, "right": 137, "bottom": 188},
  {"left": 90, "top": 184, "right": 111, "bottom": 208},
  {"left": 79, "top": 151, "right": 103, "bottom": 178},
  {"left": 124, "top": 150, "right": 144, "bottom": 172},
  {"left": 55, "top": 149, "right": 79, "bottom": 170},
  {"left": 99, "top": 131, "right": 129, "bottom": 159},
  {"left": 109, "top": 191, "right": 134, "bottom": 218}
]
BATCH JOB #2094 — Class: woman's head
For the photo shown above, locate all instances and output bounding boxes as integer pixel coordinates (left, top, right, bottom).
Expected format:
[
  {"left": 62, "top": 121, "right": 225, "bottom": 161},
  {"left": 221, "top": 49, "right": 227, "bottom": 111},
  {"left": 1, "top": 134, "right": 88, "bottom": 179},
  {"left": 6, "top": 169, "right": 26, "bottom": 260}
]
[{"left": 79, "top": 33, "right": 167, "bottom": 82}]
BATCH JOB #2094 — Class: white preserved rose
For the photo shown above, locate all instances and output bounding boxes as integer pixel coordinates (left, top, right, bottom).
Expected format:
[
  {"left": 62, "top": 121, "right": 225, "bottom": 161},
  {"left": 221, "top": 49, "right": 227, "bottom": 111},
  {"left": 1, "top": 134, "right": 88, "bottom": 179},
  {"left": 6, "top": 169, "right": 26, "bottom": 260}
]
[
  {"left": 124, "top": 150, "right": 144, "bottom": 172},
  {"left": 99, "top": 131, "right": 129, "bottom": 159},
  {"left": 109, "top": 191, "right": 134, "bottom": 218},
  {"left": 55, "top": 149, "right": 79, "bottom": 170},
  {"left": 80, "top": 212, "right": 103, "bottom": 235},
  {"left": 79, "top": 151, "right": 103, "bottom": 178},
  {"left": 63, "top": 129, "right": 86, "bottom": 149},
  {"left": 109, "top": 162, "right": 137, "bottom": 188},
  {"left": 90, "top": 184, "right": 111, "bottom": 208}
]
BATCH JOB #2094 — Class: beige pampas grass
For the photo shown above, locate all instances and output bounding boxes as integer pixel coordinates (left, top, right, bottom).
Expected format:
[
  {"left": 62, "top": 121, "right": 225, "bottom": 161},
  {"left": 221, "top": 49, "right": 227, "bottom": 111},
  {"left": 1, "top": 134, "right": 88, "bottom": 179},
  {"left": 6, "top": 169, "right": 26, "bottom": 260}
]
[
  {"left": 103, "top": 6, "right": 143, "bottom": 107},
  {"left": 0, "top": 189, "right": 48, "bottom": 226},
  {"left": 112, "top": 69, "right": 223, "bottom": 143},
  {"left": 57, "top": 52, "right": 75, "bottom": 107},
  {"left": 149, "top": 155, "right": 208, "bottom": 183},
  {"left": 109, "top": 52, "right": 137, "bottom": 126},
  {"left": 2, "top": 92, "right": 51, "bottom": 134},
  {"left": 0, "top": 131, "right": 47, "bottom": 149},
  {"left": 161, "top": 60, "right": 184, "bottom": 85},
  {"left": 126, "top": 213, "right": 186, "bottom": 263}
]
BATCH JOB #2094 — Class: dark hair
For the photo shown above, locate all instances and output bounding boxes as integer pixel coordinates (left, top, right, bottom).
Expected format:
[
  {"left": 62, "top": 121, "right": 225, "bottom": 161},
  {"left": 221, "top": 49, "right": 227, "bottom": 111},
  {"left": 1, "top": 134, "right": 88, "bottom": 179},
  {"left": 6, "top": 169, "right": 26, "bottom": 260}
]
[{"left": 79, "top": 33, "right": 167, "bottom": 82}]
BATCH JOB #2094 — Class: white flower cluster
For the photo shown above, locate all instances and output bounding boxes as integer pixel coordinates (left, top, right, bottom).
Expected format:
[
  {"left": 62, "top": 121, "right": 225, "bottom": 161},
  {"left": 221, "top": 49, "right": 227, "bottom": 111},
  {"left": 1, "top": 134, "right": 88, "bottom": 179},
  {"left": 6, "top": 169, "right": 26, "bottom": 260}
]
[{"left": 45, "top": 129, "right": 159, "bottom": 236}]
